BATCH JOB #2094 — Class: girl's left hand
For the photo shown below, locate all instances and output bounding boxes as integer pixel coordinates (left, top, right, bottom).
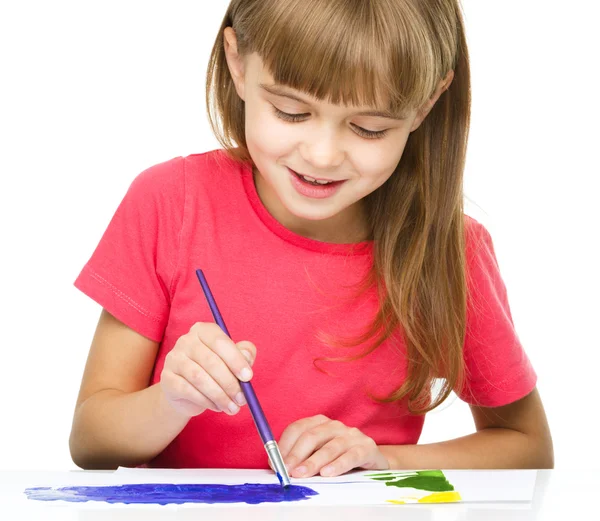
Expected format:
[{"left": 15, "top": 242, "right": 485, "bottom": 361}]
[{"left": 278, "top": 415, "right": 390, "bottom": 478}]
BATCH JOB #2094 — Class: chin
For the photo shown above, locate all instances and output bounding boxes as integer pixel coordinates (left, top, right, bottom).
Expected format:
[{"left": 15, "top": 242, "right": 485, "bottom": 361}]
[{"left": 283, "top": 200, "right": 342, "bottom": 222}]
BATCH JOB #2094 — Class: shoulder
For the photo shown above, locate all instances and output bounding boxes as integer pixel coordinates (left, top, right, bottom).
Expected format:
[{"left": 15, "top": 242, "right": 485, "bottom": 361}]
[
  {"left": 183, "top": 147, "right": 249, "bottom": 190},
  {"left": 464, "top": 214, "right": 496, "bottom": 263},
  {"left": 131, "top": 148, "right": 240, "bottom": 187},
  {"left": 462, "top": 215, "right": 504, "bottom": 295},
  {"left": 126, "top": 155, "right": 185, "bottom": 205},
  {"left": 126, "top": 148, "right": 246, "bottom": 203},
  {"left": 464, "top": 214, "right": 491, "bottom": 245}
]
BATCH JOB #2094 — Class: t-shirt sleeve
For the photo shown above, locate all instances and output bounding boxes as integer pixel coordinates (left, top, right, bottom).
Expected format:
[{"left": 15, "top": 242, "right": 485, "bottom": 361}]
[
  {"left": 455, "top": 217, "right": 537, "bottom": 407},
  {"left": 73, "top": 157, "right": 185, "bottom": 342}
]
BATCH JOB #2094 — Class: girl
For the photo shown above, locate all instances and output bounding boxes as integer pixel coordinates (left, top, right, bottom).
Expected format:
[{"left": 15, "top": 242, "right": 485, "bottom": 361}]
[{"left": 69, "top": 0, "right": 553, "bottom": 476}]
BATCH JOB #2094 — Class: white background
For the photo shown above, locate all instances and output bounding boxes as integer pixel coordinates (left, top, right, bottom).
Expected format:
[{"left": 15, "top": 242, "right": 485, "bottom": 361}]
[{"left": 0, "top": 1, "right": 598, "bottom": 471}]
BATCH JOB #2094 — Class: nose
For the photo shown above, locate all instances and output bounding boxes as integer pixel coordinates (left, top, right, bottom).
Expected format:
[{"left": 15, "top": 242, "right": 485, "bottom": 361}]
[{"left": 299, "top": 124, "right": 345, "bottom": 171}]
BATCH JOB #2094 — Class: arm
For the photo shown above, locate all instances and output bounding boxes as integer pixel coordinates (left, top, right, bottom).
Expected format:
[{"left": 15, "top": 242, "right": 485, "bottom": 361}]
[
  {"left": 69, "top": 309, "right": 191, "bottom": 470},
  {"left": 379, "top": 387, "right": 554, "bottom": 469}
]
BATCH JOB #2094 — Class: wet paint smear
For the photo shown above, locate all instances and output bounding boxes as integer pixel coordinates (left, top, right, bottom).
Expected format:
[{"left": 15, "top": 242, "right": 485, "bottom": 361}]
[
  {"left": 24, "top": 483, "right": 318, "bottom": 505},
  {"left": 366, "top": 470, "right": 455, "bottom": 492}
]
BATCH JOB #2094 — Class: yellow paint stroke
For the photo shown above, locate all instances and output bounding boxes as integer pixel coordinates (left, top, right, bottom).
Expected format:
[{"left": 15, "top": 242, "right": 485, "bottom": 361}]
[
  {"left": 386, "top": 491, "right": 462, "bottom": 505},
  {"left": 419, "top": 491, "right": 462, "bottom": 503},
  {"left": 386, "top": 496, "right": 417, "bottom": 504}
]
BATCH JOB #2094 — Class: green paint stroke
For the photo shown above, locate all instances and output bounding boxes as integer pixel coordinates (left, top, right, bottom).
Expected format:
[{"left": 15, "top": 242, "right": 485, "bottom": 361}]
[{"left": 365, "top": 470, "right": 454, "bottom": 492}]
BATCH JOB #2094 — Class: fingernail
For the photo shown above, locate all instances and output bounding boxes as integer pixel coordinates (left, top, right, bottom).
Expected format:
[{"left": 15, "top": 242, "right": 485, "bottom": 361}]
[
  {"left": 235, "top": 392, "right": 246, "bottom": 406},
  {"left": 239, "top": 368, "right": 252, "bottom": 381},
  {"left": 241, "top": 350, "right": 252, "bottom": 363},
  {"left": 228, "top": 402, "right": 239, "bottom": 414},
  {"left": 294, "top": 466, "right": 307, "bottom": 476},
  {"left": 321, "top": 466, "right": 334, "bottom": 476}
]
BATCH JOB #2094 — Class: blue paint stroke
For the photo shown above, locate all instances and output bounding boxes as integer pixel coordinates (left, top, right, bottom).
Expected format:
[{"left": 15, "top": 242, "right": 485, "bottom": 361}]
[{"left": 24, "top": 483, "right": 318, "bottom": 505}]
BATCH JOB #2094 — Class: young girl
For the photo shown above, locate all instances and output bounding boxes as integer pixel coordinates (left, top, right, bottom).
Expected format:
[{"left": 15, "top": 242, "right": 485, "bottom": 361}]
[{"left": 69, "top": 0, "right": 553, "bottom": 476}]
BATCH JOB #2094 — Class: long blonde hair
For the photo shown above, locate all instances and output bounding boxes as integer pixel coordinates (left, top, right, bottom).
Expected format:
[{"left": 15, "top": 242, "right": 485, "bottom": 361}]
[{"left": 206, "top": 0, "right": 471, "bottom": 415}]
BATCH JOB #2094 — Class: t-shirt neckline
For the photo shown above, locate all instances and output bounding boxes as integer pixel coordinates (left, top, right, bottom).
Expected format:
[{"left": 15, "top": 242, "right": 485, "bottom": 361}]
[{"left": 238, "top": 156, "right": 373, "bottom": 255}]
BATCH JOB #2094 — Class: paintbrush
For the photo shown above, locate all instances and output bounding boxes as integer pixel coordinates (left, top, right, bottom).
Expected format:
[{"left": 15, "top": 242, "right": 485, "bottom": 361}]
[{"left": 195, "top": 268, "right": 291, "bottom": 488}]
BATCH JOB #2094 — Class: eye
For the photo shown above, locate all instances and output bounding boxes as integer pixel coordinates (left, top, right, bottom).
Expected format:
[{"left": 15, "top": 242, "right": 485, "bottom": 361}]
[{"left": 271, "top": 106, "right": 389, "bottom": 140}]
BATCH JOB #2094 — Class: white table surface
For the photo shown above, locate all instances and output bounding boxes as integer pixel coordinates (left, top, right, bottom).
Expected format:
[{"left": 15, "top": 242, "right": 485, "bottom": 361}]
[{"left": 0, "top": 469, "right": 589, "bottom": 520}]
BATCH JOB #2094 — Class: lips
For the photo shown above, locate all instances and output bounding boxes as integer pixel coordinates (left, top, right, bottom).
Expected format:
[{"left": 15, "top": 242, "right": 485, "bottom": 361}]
[
  {"left": 287, "top": 167, "right": 346, "bottom": 199},
  {"left": 289, "top": 168, "right": 343, "bottom": 184}
]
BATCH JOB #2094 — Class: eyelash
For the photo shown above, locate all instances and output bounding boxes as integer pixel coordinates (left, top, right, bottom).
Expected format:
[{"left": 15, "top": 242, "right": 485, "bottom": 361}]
[{"left": 271, "top": 106, "right": 389, "bottom": 140}]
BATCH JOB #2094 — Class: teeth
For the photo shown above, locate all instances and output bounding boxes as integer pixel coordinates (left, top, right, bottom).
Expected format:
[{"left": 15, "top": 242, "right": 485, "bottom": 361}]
[{"left": 301, "top": 175, "right": 332, "bottom": 184}]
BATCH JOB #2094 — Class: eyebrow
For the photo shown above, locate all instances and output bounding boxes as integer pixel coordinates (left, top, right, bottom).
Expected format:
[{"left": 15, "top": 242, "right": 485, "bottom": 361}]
[{"left": 259, "top": 83, "right": 408, "bottom": 121}]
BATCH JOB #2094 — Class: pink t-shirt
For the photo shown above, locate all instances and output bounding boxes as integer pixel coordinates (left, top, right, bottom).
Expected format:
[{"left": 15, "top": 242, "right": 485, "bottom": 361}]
[{"left": 74, "top": 148, "right": 537, "bottom": 469}]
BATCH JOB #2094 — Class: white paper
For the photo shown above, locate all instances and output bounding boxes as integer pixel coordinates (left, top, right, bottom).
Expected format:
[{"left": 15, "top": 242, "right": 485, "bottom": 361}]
[
  {"left": 10, "top": 468, "right": 537, "bottom": 509},
  {"left": 113, "top": 467, "right": 536, "bottom": 504}
]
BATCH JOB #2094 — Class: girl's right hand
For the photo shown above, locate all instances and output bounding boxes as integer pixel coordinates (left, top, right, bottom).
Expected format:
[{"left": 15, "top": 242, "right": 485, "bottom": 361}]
[{"left": 160, "top": 322, "right": 256, "bottom": 418}]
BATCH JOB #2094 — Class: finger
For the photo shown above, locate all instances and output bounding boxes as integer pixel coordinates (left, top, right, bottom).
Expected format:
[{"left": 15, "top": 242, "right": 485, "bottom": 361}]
[
  {"left": 279, "top": 415, "right": 331, "bottom": 461},
  {"left": 161, "top": 371, "right": 220, "bottom": 414},
  {"left": 284, "top": 419, "right": 347, "bottom": 473},
  {"left": 192, "top": 323, "right": 254, "bottom": 382},
  {"left": 319, "top": 446, "right": 369, "bottom": 477},
  {"left": 236, "top": 340, "right": 257, "bottom": 366},
  {"left": 189, "top": 344, "right": 247, "bottom": 408},
  {"left": 178, "top": 359, "right": 241, "bottom": 415},
  {"left": 292, "top": 437, "right": 348, "bottom": 478}
]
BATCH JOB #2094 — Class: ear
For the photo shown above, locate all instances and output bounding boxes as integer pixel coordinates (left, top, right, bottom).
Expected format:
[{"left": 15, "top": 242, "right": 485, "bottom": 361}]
[
  {"left": 223, "top": 27, "right": 246, "bottom": 101},
  {"left": 409, "top": 69, "right": 455, "bottom": 132}
]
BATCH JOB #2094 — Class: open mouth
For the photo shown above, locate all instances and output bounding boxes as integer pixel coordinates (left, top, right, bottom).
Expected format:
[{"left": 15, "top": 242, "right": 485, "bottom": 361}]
[
  {"left": 289, "top": 169, "right": 344, "bottom": 186},
  {"left": 287, "top": 167, "right": 346, "bottom": 199}
]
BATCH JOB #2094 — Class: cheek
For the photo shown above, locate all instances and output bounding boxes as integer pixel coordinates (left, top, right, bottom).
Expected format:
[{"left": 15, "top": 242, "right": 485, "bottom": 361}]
[
  {"left": 352, "top": 155, "right": 401, "bottom": 188},
  {"left": 245, "top": 105, "right": 295, "bottom": 158},
  {"left": 352, "top": 134, "right": 408, "bottom": 184}
]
